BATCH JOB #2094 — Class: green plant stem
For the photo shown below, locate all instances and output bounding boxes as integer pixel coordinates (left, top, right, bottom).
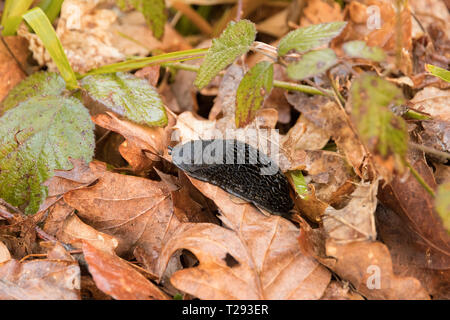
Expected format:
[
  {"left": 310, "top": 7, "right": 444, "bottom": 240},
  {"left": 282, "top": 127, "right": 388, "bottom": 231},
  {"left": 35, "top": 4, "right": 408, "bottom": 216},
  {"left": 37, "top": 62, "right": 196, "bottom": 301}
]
[
  {"left": 80, "top": 48, "right": 209, "bottom": 78},
  {"left": 405, "top": 160, "right": 435, "bottom": 197},
  {"left": 164, "top": 62, "right": 330, "bottom": 96}
]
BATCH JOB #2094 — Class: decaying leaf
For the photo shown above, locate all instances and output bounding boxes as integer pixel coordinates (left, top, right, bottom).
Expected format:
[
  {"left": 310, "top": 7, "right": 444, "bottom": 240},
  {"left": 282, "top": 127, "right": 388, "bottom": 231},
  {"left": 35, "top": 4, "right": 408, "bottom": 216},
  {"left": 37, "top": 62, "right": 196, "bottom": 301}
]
[
  {"left": 82, "top": 241, "right": 169, "bottom": 300},
  {"left": 0, "top": 258, "right": 80, "bottom": 300},
  {"left": 63, "top": 161, "right": 179, "bottom": 274},
  {"left": 157, "top": 178, "right": 331, "bottom": 300}
]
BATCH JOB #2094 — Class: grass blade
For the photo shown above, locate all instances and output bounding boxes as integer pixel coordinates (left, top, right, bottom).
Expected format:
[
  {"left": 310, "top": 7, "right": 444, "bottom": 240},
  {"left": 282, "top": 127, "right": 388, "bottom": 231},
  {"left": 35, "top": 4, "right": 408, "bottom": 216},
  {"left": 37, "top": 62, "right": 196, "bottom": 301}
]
[
  {"left": 81, "top": 48, "right": 208, "bottom": 77},
  {"left": 38, "top": 0, "right": 64, "bottom": 23},
  {"left": 22, "top": 7, "right": 78, "bottom": 89},
  {"left": 1, "top": 0, "right": 34, "bottom": 36}
]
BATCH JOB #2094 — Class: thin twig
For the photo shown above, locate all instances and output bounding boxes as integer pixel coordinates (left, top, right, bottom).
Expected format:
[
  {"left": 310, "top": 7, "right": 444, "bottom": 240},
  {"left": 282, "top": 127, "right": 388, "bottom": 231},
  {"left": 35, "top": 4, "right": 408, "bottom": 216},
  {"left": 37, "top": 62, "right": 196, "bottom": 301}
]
[
  {"left": 409, "top": 142, "right": 450, "bottom": 160},
  {"left": 171, "top": 1, "right": 213, "bottom": 36}
]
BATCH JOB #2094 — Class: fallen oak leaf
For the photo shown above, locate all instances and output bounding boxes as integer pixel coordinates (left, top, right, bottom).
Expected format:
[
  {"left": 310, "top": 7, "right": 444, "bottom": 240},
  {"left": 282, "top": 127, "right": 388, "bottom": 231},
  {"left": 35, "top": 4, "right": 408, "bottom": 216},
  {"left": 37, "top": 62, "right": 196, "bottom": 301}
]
[
  {"left": 63, "top": 161, "right": 180, "bottom": 275},
  {"left": 82, "top": 241, "right": 169, "bottom": 300},
  {"left": 156, "top": 177, "right": 331, "bottom": 300}
]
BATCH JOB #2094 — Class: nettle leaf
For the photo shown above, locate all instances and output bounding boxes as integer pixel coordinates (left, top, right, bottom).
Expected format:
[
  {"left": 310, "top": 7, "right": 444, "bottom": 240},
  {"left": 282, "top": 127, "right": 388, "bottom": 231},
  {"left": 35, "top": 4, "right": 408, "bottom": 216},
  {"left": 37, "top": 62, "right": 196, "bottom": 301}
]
[
  {"left": 426, "top": 64, "right": 450, "bottom": 83},
  {"left": 287, "top": 48, "right": 337, "bottom": 80},
  {"left": 0, "top": 96, "right": 95, "bottom": 214},
  {"left": 350, "top": 74, "right": 407, "bottom": 159},
  {"left": 436, "top": 183, "right": 450, "bottom": 233},
  {"left": 1, "top": 72, "right": 66, "bottom": 113},
  {"left": 343, "top": 41, "right": 386, "bottom": 62},
  {"left": 278, "top": 21, "right": 347, "bottom": 56},
  {"left": 235, "top": 61, "right": 273, "bottom": 127},
  {"left": 116, "top": 0, "right": 166, "bottom": 39},
  {"left": 80, "top": 72, "right": 168, "bottom": 127},
  {"left": 290, "top": 170, "right": 308, "bottom": 200},
  {"left": 194, "top": 20, "right": 256, "bottom": 89}
]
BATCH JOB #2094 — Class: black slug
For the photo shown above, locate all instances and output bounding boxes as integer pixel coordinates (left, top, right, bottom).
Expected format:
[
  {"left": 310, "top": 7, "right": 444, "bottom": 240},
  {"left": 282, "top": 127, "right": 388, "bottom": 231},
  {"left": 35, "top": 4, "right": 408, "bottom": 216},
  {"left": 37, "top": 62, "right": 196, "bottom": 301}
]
[{"left": 170, "top": 139, "right": 293, "bottom": 216}]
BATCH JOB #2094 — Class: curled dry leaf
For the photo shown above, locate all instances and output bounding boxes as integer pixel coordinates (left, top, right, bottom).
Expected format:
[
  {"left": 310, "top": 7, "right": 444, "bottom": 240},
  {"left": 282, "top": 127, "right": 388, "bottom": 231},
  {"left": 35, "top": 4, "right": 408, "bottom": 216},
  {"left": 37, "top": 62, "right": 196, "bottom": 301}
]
[
  {"left": 157, "top": 177, "right": 331, "bottom": 300},
  {"left": 320, "top": 281, "right": 364, "bottom": 300},
  {"left": 0, "top": 241, "right": 11, "bottom": 263},
  {"left": 323, "top": 181, "right": 378, "bottom": 242},
  {"left": 410, "top": 87, "right": 450, "bottom": 158},
  {"left": 0, "top": 259, "right": 80, "bottom": 300},
  {"left": 377, "top": 151, "right": 450, "bottom": 270},
  {"left": 286, "top": 93, "right": 373, "bottom": 180},
  {"left": 92, "top": 111, "right": 174, "bottom": 171},
  {"left": 63, "top": 161, "right": 180, "bottom": 275},
  {"left": 82, "top": 241, "right": 169, "bottom": 300},
  {"left": 325, "top": 240, "right": 430, "bottom": 300},
  {"left": 58, "top": 214, "right": 119, "bottom": 255}
]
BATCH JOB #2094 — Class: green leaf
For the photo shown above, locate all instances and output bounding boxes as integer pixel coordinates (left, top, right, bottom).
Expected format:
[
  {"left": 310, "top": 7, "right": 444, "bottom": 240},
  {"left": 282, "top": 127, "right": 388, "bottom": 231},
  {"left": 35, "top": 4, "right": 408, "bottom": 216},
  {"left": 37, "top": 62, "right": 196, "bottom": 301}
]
[
  {"left": 287, "top": 49, "right": 337, "bottom": 80},
  {"left": 0, "top": 96, "right": 95, "bottom": 214},
  {"left": 22, "top": 8, "right": 78, "bottom": 90},
  {"left": 194, "top": 20, "right": 256, "bottom": 90},
  {"left": 278, "top": 21, "right": 347, "bottom": 56},
  {"left": 1, "top": 72, "right": 66, "bottom": 113},
  {"left": 80, "top": 72, "right": 167, "bottom": 127},
  {"left": 235, "top": 61, "right": 273, "bottom": 127},
  {"left": 290, "top": 171, "right": 308, "bottom": 200},
  {"left": 436, "top": 183, "right": 450, "bottom": 233},
  {"left": 343, "top": 40, "right": 386, "bottom": 62},
  {"left": 426, "top": 64, "right": 450, "bottom": 83},
  {"left": 1, "top": 0, "right": 33, "bottom": 36},
  {"left": 116, "top": 0, "right": 166, "bottom": 39},
  {"left": 350, "top": 74, "right": 407, "bottom": 159}
]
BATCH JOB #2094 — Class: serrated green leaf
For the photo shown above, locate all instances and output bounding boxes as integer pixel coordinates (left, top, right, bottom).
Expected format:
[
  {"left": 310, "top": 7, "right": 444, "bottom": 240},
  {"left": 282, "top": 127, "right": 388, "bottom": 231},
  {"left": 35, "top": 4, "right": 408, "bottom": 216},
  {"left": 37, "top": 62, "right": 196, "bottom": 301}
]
[
  {"left": 235, "top": 61, "right": 273, "bottom": 127},
  {"left": 287, "top": 49, "right": 337, "bottom": 80},
  {"left": 194, "top": 20, "right": 256, "bottom": 89},
  {"left": 290, "top": 170, "right": 308, "bottom": 200},
  {"left": 278, "top": 21, "right": 347, "bottom": 56},
  {"left": 116, "top": 0, "right": 166, "bottom": 39},
  {"left": 436, "top": 183, "right": 450, "bottom": 233},
  {"left": 350, "top": 74, "right": 407, "bottom": 159},
  {"left": 23, "top": 8, "right": 78, "bottom": 90},
  {"left": 1, "top": 72, "right": 66, "bottom": 113},
  {"left": 426, "top": 64, "right": 450, "bottom": 83},
  {"left": 0, "top": 96, "right": 95, "bottom": 214},
  {"left": 343, "top": 41, "right": 386, "bottom": 62},
  {"left": 80, "top": 72, "right": 167, "bottom": 127}
]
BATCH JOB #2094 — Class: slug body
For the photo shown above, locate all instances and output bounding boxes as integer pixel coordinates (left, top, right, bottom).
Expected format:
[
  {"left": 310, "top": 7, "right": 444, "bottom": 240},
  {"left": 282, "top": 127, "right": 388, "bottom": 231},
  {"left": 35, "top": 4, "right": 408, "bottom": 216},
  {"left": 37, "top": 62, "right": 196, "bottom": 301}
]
[{"left": 171, "top": 139, "right": 293, "bottom": 215}]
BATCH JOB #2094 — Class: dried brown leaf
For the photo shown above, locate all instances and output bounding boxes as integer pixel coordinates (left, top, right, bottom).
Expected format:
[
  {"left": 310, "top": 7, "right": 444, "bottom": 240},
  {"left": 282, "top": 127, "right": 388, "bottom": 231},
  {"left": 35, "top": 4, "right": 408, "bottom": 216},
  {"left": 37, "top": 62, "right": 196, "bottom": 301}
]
[
  {"left": 82, "top": 241, "right": 169, "bottom": 300},
  {"left": 0, "top": 259, "right": 80, "bottom": 300},
  {"left": 156, "top": 178, "right": 331, "bottom": 300}
]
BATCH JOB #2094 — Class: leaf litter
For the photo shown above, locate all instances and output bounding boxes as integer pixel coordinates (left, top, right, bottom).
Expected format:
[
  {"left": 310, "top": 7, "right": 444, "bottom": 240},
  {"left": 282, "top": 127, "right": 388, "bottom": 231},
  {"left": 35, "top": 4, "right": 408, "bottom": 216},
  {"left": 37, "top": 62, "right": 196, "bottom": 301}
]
[{"left": 0, "top": 0, "right": 449, "bottom": 301}]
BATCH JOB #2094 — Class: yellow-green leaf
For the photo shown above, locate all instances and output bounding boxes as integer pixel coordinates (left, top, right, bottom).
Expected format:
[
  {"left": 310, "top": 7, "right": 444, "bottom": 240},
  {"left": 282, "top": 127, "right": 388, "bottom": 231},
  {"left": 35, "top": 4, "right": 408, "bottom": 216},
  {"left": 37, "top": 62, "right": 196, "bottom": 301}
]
[
  {"left": 235, "top": 61, "right": 273, "bottom": 127},
  {"left": 1, "top": 0, "right": 33, "bottom": 36},
  {"left": 436, "top": 183, "right": 450, "bottom": 233},
  {"left": 290, "top": 171, "right": 308, "bottom": 200},
  {"left": 426, "top": 64, "right": 450, "bottom": 83},
  {"left": 350, "top": 74, "right": 407, "bottom": 159}
]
